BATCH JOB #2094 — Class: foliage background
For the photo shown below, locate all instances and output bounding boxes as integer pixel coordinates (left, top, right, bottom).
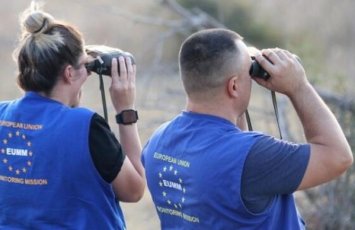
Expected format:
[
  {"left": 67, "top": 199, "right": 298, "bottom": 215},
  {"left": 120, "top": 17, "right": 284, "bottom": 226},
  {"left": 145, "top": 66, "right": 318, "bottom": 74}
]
[{"left": 0, "top": 0, "right": 354, "bottom": 229}]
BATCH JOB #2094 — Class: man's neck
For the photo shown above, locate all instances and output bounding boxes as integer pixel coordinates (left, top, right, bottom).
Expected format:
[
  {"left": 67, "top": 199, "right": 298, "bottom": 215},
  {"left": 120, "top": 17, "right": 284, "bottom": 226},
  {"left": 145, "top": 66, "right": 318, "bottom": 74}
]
[{"left": 186, "top": 100, "right": 238, "bottom": 125}]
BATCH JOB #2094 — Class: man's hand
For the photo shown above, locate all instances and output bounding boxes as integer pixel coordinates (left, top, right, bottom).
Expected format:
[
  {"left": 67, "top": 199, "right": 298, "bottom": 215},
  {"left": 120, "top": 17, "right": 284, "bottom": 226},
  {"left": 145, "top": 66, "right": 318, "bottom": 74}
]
[{"left": 253, "top": 48, "right": 307, "bottom": 97}]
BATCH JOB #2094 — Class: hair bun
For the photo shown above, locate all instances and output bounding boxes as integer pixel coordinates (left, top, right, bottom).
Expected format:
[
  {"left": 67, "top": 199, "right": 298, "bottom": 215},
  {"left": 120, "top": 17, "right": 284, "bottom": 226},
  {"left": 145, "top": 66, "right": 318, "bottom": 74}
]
[{"left": 21, "top": 8, "right": 54, "bottom": 35}]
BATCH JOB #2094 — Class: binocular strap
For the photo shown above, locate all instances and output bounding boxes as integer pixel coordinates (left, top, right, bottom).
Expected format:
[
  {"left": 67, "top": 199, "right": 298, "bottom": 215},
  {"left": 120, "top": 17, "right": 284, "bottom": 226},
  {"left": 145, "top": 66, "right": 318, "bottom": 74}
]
[
  {"left": 99, "top": 73, "right": 109, "bottom": 122},
  {"left": 246, "top": 91, "right": 283, "bottom": 139}
]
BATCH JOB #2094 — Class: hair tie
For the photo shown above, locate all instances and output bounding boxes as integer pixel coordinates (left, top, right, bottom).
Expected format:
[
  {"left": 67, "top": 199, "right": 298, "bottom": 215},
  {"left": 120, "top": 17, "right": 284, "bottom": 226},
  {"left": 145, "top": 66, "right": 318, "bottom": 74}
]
[{"left": 32, "top": 18, "right": 47, "bottom": 34}]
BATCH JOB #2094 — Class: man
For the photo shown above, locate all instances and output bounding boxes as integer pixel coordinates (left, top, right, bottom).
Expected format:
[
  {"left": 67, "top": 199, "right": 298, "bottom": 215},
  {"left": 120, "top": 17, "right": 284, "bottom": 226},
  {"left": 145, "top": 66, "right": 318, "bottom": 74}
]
[{"left": 142, "top": 28, "right": 353, "bottom": 229}]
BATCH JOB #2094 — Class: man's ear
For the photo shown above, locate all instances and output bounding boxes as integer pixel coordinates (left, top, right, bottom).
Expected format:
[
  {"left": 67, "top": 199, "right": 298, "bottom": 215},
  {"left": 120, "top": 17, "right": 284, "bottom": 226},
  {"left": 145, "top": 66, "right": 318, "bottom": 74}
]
[{"left": 227, "top": 75, "right": 239, "bottom": 98}]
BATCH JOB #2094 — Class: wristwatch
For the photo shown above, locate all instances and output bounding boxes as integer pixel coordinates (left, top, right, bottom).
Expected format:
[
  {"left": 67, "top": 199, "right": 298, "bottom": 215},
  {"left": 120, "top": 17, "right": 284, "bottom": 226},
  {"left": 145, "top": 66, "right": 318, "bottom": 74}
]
[{"left": 115, "top": 109, "right": 139, "bottom": 125}]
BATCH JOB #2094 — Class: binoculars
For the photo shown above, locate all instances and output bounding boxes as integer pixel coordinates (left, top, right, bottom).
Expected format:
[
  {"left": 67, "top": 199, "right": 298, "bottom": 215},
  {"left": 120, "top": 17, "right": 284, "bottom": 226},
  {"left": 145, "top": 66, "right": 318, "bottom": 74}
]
[{"left": 85, "top": 45, "right": 135, "bottom": 76}]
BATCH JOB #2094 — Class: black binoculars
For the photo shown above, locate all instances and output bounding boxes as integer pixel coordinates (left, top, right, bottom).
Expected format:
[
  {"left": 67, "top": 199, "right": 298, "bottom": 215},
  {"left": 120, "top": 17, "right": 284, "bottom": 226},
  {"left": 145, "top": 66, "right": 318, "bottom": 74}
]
[
  {"left": 249, "top": 56, "right": 270, "bottom": 80},
  {"left": 85, "top": 45, "right": 135, "bottom": 76}
]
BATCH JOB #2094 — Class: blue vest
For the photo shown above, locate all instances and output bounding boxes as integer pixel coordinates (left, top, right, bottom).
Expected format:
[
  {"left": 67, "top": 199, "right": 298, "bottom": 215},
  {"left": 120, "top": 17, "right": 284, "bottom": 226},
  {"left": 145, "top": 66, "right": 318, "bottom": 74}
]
[
  {"left": 0, "top": 92, "right": 125, "bottom": 229},
  {"left": 143, "top": 112, "right": 305, "bottom": 230}
]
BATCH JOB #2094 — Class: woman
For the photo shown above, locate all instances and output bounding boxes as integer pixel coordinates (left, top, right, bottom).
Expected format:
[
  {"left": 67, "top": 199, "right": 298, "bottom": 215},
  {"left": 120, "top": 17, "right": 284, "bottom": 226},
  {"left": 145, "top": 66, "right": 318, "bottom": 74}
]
[{"left": 0, "top": 3, "right": 145, "bottom": 229}]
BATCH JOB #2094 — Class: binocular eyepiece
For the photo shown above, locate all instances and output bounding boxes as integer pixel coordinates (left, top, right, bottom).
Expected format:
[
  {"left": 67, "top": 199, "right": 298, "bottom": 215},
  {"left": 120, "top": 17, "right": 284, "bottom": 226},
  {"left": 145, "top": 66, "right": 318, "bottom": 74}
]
[{"left": 85, "top": 45, "right": 135, "bottom": 76}]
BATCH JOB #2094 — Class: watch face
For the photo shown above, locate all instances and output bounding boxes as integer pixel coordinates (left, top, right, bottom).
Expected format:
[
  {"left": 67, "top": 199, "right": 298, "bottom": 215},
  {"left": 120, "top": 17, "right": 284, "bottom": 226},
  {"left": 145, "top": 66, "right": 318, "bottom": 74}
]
[{"left": 118, "top": 110, "right": 138, "bottom": 124}]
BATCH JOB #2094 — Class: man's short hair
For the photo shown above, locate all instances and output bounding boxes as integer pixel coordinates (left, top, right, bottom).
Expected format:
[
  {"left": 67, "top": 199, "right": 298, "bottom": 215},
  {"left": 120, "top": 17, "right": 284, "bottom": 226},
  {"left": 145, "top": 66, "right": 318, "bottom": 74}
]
[{"left": 179, "top": 28, "right": 243, "bottom": 96}]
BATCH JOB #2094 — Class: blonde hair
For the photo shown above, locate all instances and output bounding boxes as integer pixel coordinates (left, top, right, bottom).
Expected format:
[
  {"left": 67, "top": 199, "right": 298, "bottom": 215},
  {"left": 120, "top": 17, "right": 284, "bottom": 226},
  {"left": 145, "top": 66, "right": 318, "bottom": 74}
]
[{"left": 14, "top": 1, "right": 84, "bottom": 93}]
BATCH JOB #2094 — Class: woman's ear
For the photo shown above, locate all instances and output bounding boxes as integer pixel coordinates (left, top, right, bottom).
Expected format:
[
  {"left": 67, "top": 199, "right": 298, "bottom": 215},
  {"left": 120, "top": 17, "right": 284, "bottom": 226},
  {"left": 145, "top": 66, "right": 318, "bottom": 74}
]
[
  {"left": 227, "top": 75, "right": 239, "bottom": 98},
  {"left": 62, "top": 65, "right": 73, "bottom": 84}
]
